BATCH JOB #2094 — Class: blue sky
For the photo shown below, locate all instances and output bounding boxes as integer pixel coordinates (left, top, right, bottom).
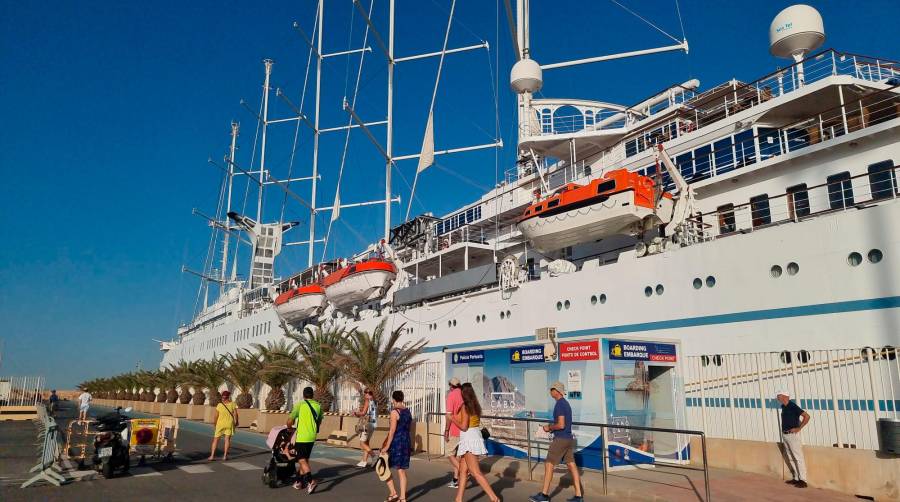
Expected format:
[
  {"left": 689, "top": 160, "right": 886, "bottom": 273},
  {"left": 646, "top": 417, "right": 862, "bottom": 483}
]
[{"left": 1, "top": 1, "right": 898, "bottom": 388}]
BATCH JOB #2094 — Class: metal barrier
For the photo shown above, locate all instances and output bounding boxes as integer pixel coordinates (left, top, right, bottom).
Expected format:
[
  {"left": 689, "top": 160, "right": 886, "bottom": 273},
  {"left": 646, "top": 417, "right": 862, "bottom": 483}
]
[
  {"left": 21, "top": 405, "right": 65, "bottom": 488},
  {"left": 424, "top": 412, "right": 711, "bottom": 501}
]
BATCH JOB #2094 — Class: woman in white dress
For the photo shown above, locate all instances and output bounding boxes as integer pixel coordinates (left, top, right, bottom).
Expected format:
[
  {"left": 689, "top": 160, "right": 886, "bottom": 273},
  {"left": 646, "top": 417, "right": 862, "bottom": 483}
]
[{"left": 448, "top": 383, "right": 500, "bottom": 502}]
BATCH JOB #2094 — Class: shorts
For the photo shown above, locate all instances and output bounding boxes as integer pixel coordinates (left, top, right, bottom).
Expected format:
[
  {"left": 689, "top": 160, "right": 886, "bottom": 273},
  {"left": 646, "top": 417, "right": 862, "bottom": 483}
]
[
  {"left": 295, "top": 442, "right": 315, "bottom": 460},
  {"left": 214, "top": 424, "right": 234, "bottom": 437},
  {"left": 359, "top": 424, "right": 375, "bottom": 443},
  {"left": 445, "top": 435, "right": 460, "bottom": 457},
  {"left": 79, "top": 404, "right": 89, "bottom": 412},
  {"left": 546, "top": 437, "right": 576, "bottom": 465}
]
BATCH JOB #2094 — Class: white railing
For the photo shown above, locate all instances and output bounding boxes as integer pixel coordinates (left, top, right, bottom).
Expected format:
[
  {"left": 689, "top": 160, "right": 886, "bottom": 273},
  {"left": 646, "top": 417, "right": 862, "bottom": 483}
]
[
  {"left": 0, "top": 376, "right": 45, "bottom": 408},
  {"left": 684, "top": 347, "right": 899, "bottom": 450},
  {"left": 331, "top": 361, "right": 443, "bottom": 422}
]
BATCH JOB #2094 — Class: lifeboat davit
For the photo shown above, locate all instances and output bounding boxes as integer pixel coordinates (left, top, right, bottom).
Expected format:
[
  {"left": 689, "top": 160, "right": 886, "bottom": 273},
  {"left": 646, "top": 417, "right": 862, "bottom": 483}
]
[
  {"left": 274, "top": 284, "right": 326, "bottom": 325},
  {"left": 322, "top": 259, "right": 396, "bottom": 309},
  {"left": 517, "top": 169, "right": 674, "bottom": 252}
]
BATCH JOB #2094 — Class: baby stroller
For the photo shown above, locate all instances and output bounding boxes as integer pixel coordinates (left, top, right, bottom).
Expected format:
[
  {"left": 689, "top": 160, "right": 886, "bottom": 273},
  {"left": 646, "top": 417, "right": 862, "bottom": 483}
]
[{"left": 262, "top": 426, "right": 297, "bottom": 488}]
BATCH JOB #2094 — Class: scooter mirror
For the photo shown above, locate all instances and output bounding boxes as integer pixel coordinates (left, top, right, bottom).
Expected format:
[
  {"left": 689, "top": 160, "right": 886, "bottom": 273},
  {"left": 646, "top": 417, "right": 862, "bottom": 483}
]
[{"left": 123, "top": 407, "right": 133, "bottom": 413}]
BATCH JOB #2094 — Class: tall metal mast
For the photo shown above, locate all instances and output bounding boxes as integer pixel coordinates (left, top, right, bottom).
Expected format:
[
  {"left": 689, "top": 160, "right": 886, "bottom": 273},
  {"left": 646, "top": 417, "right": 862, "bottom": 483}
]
[
  {"left": 221, "top": 121, "right": 239, "bottom": 284},
  {"left": 308, "top": 1, "right": 324, "bottom": 267},
  {"left": 384, "top": 0, "right": 395, "bottom": 240},
  {"left": 258, "top": 59, "right": 273, "bottom": 226}
]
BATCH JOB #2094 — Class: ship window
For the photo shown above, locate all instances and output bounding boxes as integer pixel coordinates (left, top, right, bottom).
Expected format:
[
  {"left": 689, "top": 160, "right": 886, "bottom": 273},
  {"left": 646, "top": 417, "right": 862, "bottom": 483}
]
[
  {"left": 717, "top": 204, "right": 736, "bottom": 234},
  {"left": 547, "top": 199, "right": 560, "bottom": 208},
  {"left": 868, "top": 249, "right": 883, "bottom": 264},
  {"left": 655, "top": 284, "right": 664, "bottom": 296},
  {"left": 625, "top": 138, "right": 638, "bottom": 158},
  {"left": 534, "top": 205, "right": 543, "bottom": 212},
  {"left": 694, "top": 144, "right": 712, "bottom": 179},
  {"left": 564, "top": 300, "right": 571, "bottom": 310},
  {"left": 506, "top": 310, "right": 511, "bottom": 319},
  {"left": 706, "top": 276, "right": 717, "bottom": 287},
  {"left": 882, "top": 346, "right": 897, "bottom": 361},
  {"left": 797, "top": 350, "right": 811, "bottom": 364},
  {"left": 596, "top": 180, "right": 616, "bottom": 193},
  {"left": 780, "top": 350, "right": 792, "bottom": 364},
  {"left": 848, "top": 252, "right": 862, "bottom": 266},
  {"left": 787, "top": 262, "right": 799, "bottom": 275},
  {"left": 827, "top": 172, "right": 854, "bottom": 209},
  {"left": 758, "top": 127, "right": 781, "bottom": 160},
  {"left": 771, "top": 265, "right": 783, "bottom": 277},
  {"left": 711, "top": 355, "right": 723, "bottom": 367},
  {"left": 525, "top": 210, "right": 531, "bottom": 216},
  {"left": 693, "top": 278, "right": 702, "bottom": 289},
  {"left": 786, "top": 184, "right": 810, "bottom": 218},
  {"left": 868, "top": 160, "right": 897, "bottom": 200},
  {"left": 701, "top": 355, "right": 710, "bottom": 367},
  {"left": 676, "top": 153, "right": 693, "bottom": 179},
  {"left": 500, "top": 311, "right": 506, "bottom": 319},
  {"left": 644, "top": 286, "right": 653, "bottom": 297},
  {"left": 734, "top": 129, "right": 756, "bottom": 167},
  {"left": 750, "top": 194, "right": 771, "bottom": 227},
  {"left": 599, "top": 293, "right": 607, "bottom": 304},
  {"left": 556, "top": 301, "right": 563, "bottom": 311},
  {"left": 713, "top": 137, "right": 735, "bottom": 174}
]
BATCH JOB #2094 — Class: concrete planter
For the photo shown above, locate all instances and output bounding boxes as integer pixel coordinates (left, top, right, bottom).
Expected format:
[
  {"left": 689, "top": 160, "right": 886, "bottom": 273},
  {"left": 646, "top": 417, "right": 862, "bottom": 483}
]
[
  {"left": 256, "top": 410, "right": 290, "bottom": 433},
  {"left": 172, "top": 403, "right": 189, "bottom": 418},
  {"left": 203, "top": 406, "right": 217, "bottom": 423},
  {"left": 159, "top": 403, "right": 174, "bottom": 416},
  {"left": 149, "top": 402, "right": 162, "bottom": 414},
  {"left": 186, "top": 404, "right": 205, "bottom": 420},
  {"left": 237, "top": 408, "right": 258, "bottom": 428}
]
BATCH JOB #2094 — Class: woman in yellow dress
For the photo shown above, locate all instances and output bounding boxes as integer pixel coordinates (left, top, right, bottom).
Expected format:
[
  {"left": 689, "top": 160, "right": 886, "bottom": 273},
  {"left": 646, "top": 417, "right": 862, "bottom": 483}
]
[{"left": 208, "top": 390, "right": 239, "bottom": 461}]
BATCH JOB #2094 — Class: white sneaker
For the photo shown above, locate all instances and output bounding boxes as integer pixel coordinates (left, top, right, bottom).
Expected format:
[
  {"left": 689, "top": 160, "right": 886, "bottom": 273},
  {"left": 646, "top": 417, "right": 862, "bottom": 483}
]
[{"left": 356, "top": 460, "right": 368, "bottom": 468}]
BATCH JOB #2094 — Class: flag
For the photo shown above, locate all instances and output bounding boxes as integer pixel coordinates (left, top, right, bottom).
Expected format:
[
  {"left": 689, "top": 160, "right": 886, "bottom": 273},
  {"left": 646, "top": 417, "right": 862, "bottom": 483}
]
[
  {"left": 416, "top": 110, "right": 435, "bottom": 173},
  {"left": 331, "top": 190, "right": 340, "bottom": 222}
]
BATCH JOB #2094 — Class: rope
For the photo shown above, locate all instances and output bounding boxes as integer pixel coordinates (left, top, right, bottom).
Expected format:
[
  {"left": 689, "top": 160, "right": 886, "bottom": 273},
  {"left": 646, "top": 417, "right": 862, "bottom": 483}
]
[
  {"left": 609, "top": 0, "right": 681, "bottom": 45},
  {"left": 674, "top": 0, "right": 686, "bottom": 42},
  {"left": 280, "top": 2, "right": 320, "bottom": 223},
  {"left": 405, "top": 0, "right": 458, "bottom": 221},
  {"left": 320, "top": 0, "right": 375, "bottom": 261}
]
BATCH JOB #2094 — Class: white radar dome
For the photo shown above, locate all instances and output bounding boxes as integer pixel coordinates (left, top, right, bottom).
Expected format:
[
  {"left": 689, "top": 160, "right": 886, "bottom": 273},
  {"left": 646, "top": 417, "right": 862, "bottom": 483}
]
[
  {"left": 510, "top": 58, "right": 543, "bottom": 94},
  {"left": 769, "top": 4, "right": 825, "bottom": 60}
]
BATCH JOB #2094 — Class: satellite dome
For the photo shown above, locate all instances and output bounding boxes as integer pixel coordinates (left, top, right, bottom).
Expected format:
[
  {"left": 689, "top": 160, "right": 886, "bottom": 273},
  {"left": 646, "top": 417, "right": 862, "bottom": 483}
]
[
  {"left": 769, "top": 5, "right": 825, "bottom": 60},
  {"left": 510, "top": 58, "right": 543, "bottom": 94}
]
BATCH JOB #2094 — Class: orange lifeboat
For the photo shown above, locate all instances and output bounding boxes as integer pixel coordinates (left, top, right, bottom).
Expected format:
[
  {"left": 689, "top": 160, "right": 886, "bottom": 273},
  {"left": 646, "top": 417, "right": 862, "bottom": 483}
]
[
  {"left": 517, "top": 169, "right": 673, "bottom": 252},
  {"left": 322, "top": 259, "right": 396, "bottom": 309},
  {"left": 274, "top": 284, "right": 326, "bottom": 325}
]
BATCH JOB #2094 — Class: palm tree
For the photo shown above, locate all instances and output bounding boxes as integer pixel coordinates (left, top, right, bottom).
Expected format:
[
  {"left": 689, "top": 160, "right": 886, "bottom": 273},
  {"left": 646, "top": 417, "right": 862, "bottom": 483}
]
[
  {"left": 171, "top": 361, "right": 195, "bottom": 404},
  {"left": 158, "top": 368, "right": 179, "bottom": 403},
  {"left": 187, "top": 357, "right": 228, "bottom": 406},
  {"left": 252, "top": 339, "right": 296, "bottom": 411},
  {"left": 337, "top": 321, "right": 427, "bottom": 413},
  {"left": 137, "top": 370, "right": 159, "bottom": 402},
  {"left": 224, "top": 350, "right": 262, "bottom": 409},
  {"left": 283, "top": 323, "right": 347, "bottom": 412},
  {"left": 120, "top": 373, "right": 139, "bottom": 400}
]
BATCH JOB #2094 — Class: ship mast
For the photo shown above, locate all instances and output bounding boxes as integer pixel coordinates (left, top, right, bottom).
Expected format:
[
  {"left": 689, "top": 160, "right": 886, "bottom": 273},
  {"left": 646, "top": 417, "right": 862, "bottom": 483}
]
[
  {"left": 221, "top": 121, "right": 239, "bottom": 285},
  {"left": 308, "top": 1, "right": 323, "bottom": 267}
]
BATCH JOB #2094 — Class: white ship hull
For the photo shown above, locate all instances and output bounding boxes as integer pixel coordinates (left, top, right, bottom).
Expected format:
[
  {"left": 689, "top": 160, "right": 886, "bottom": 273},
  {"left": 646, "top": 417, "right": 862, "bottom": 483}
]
[
  {"left": 518, "top": 193, "right": 674, "bottom": 252},
  {"left": 325, "top": 269, "right": 395, "bottom": 309}
]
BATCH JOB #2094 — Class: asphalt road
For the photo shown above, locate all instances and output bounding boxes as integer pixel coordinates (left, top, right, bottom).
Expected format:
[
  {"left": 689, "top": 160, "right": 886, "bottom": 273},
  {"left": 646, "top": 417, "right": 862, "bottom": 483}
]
[{"left": 3, "top": 401, "right": 564, "bottom": 502}]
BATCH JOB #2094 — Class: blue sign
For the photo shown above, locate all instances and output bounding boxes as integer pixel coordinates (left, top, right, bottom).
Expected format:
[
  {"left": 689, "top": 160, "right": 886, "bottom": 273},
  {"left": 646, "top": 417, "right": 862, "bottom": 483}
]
[
  {"left": 608, "top": 340, "right": 677, "bottom": 362},
  {"left": 509, "top": 345, "right": 545, "bottom": 364},
  {"left": 451, "top": 350, "right": 484, "bottom": 364}
]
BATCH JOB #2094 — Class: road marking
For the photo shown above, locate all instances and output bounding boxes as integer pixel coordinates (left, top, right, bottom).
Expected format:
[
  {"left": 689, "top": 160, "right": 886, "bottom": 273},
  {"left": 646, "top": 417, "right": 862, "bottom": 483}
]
[
  {"left": 313, "top": 457, "right": 345, "bottom": 466},
  {"left": 130, "top": 467, "right": 163, "bottom": 477},
  {"left": 178, "top": 464, "right": 214, "bottom": 474},
  {"left": 223, "top": 461, "right": 262, "bottom": 471}
]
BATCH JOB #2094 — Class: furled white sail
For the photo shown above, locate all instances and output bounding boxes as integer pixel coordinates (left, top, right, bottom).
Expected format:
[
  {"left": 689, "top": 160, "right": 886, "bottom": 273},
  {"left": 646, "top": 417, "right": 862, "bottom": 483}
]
[{"left": 417, "top": 111, "right": 435, "bottom": 173}]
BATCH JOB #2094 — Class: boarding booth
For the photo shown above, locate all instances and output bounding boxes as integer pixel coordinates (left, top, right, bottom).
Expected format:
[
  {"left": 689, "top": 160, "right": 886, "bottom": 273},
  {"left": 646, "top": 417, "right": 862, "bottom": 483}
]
[{"left": 445, "top": 335, "right": 687, "bottom": 470}]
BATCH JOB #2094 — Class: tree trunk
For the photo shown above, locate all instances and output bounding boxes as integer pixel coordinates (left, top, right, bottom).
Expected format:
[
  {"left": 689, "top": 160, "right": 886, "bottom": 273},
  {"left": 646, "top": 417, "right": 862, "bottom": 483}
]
[
  {"left": 167, "top": 388, "right": 179, "bottom": 404},
  {"left": 156, "top": 391, "right": 166, "bottom": 403},
  {"left": 191, "top": 390, "right": 206, "bottom": 405},
  {"left": 178, "top": 388, "right": 192, "bottom": 404},
  {"left": 265, "top": 387, "right": 285, "bottom": 411},
  {"left": 208, "top": 390, "right": 222, "bottom": 407},
  {"left": 313, "top": 387, "right": 334, "bottom": 413},
  {"left": 235, "top": 392, "right": 253, "bottom": 409}
]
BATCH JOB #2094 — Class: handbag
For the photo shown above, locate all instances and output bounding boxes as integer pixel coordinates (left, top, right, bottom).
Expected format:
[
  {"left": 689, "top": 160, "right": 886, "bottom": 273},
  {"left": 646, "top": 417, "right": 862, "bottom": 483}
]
[
  {"left": 355, "top": 416, "right": 367, "bottom": 434},
  {"left": 481, "top": 427, "right": 491, "bottom": 440}
]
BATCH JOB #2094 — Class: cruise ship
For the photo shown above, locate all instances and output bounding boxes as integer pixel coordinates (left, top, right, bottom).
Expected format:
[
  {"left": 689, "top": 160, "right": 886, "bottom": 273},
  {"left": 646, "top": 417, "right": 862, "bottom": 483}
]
[{"left": 158, "top": 1, "right": 899, "bottom": 480}]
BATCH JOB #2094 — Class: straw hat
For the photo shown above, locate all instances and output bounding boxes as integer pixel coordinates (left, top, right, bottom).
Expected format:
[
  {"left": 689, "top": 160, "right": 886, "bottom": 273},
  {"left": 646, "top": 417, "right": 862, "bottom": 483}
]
[{"left": 374, "top": 453, "right": 392, "bottom": 482}]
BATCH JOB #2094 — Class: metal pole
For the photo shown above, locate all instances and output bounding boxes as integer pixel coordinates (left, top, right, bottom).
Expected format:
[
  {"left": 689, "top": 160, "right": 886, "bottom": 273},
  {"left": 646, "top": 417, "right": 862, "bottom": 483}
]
[
  {"left": 308, "top": 0, "right": 323, "bottom": 267},
  {"left": 701, "top": 433, "right": 711, "bottom": 502},
  {"left": 384, "top": 0, "right": 394, "bottom": 239},
  {"left": 526, "top": 420, "right": 533, "bottom": 481},
  {"left": 258, "top": 59, "right": 273, "bottom": 225},
  {"left": 601, "top": 426, "right": 608, "bottom": 495},
  {"left": 754, "top": 353, "right": 768, "bottom": 442},
  {"left": 222, "top": 122, "right": 239, "bottom": 283},
  {"left": 826, "top": 350, "right": 844, "bottom": 447}
]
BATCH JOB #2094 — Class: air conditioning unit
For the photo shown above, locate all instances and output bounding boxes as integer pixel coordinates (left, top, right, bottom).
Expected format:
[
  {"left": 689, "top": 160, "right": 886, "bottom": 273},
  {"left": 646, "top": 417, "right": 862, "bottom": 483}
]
[{"left": 535, "top": 327, "right": 557, "bottom": 342}]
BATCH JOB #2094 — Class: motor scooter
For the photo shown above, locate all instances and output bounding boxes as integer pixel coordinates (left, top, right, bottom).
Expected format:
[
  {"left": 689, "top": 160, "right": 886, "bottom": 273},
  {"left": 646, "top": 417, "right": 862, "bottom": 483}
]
[{"left": 91, "top": 406, "right": 132, "bottom": 478}]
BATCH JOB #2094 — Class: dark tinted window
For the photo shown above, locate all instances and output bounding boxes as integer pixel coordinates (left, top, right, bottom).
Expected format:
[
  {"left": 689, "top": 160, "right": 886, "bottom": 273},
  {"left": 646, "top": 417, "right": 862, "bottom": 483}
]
[
  {"left": 868, "top": 160, "right": 896, "bottom": 200},
  {"left": 827, "top": 172, "right": 854, "bottom": 209},
  {"left": 787, "top": 184, "right": 810, "bottom": 218},
  {"left": 717, "top": 204, "right": 736, "bottom": 234},
  {"left": 750, "top": 194, "right": 771, "bottom": 227},
  {"left": 597, "top": 180, "right": 616, "bottom": 193},
  {"left": 547, "top": 199, "right": 560, "bottom": 208}
]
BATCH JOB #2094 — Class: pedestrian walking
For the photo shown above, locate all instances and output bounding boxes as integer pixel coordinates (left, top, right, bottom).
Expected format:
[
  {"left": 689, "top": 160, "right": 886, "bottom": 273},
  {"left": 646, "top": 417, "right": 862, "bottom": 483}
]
[
  {"left": 353, "top": 389, "right": 378, "bottom": 467},
  {"left": 449, "top": 383, "right": 500, "bottom": 502},
  {"left": 777, "top": 390, "right": 811, "bottom": 488},
  {"left": 208, "top": 390, "right": 238, "bottom": 461},
  {"left": 444, "top": 377, "right": 464, "bottom": 488},
  {"left": 530, "top": 382, "right": 583, "bottom": 502},
  {"left": 77, "top": 389, "right": 92, "bottom": 422},
  {"left": 48, "top": 390, "right": 59, "bottom": 416},
  {"left": 288, "top": 386, "right": 323, "bottom": 493},
  {"left": 379, "top": 390, "right": 413, "bottom": 502}
]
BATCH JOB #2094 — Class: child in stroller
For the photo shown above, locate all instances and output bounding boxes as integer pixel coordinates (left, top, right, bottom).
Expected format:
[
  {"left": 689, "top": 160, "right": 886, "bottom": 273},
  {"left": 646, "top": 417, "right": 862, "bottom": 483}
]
[{"left": 263, "top": 426, "right": 298, "bottom": 488}]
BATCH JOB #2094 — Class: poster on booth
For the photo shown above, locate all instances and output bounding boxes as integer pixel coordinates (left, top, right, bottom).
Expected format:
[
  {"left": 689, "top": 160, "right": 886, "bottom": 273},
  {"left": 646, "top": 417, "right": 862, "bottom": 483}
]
[
  {"left": 130, "top": 418, "right": 160, "bottom": 454},
  {"left": 608, "top": 340, "right": 677, "bottom": 362}
]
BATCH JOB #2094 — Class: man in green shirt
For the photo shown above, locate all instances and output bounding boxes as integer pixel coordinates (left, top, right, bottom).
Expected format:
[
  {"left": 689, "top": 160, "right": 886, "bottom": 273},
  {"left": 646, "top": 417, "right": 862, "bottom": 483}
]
[{"left": 287, "top": 386, "right": 322, "bottom": 493}]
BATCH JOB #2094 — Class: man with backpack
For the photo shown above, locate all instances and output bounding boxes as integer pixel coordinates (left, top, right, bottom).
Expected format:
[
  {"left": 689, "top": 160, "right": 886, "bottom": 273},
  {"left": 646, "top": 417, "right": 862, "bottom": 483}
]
[{"left": 288, "top": 386, "right": 322, "bottom": 493}]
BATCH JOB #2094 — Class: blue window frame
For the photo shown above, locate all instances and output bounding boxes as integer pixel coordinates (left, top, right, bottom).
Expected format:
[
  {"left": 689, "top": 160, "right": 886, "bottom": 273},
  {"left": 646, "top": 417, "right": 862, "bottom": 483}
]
[
  {"left": 735, "top": 130, "right": 756, "bottom": 167},
  {"left": 694, "top": 144, "right": 712, "bottom": 179},
  {"left": 713, "top": 137, "right": 735, "bottom": 174},
  {"left": 758, "top": 127, "right": 781, "bottom": 160},
  {"left": 868, "top": 160, "right": 897, "bottom": 200},
  {"left": 827, "top": 172, "right": 854, "bottom": 209}
]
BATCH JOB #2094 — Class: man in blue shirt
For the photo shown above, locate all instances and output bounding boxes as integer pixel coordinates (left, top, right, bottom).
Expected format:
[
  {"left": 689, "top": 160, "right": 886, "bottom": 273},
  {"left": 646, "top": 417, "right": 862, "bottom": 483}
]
[
  {"left": 530, "top": 382, "right": 583, "bottom": 502},
  {"left": 777, "top": 390, "right": 811, "bottom": 488}
]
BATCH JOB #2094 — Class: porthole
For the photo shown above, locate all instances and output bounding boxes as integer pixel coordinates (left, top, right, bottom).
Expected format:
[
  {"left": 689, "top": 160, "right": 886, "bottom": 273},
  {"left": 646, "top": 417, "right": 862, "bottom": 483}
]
[
  {"left": 500, "top": 311, "right": 506, "bottom": 319},
  {"left": 882, "top": 345, "right": 897, "bottom": 361},
  {"left": 644, "top": 286, "right": 653, "bottom": 297},
  {"left": 448, "top": 320, "right": 452, "bottom": 328},
  {"left": 868, "top": 249, "right": 883, "bottom": 264},
  {"left": 797, "top": 350, "right": 811, "bottom": 364},
  {"left": 556, "top": 301, "right": 563, "bottom": 311},
  {"left": 452, "top": 320, "right": 457, "bottom": 327},
  {"left": 861, "top": 346, "right": 876, "bottom": 360},
  {"left": 655, "top": 284, "right": 664, "bottom": 296},
  {"left": 506, "top": 310, "right": 511, "bottom": 319},
  {"left": 787, "top": 262, "right": 799, "bottom": 275},
  {"left": 712, "top": 355, "right": 723, "bottom": 367},
  {"left": 693, "top": 278, "right": 702, "bottom": 289},
  {"left": 476, "top": 316, "right": 480, "bottom": 323},
  {"left": 564, "top": 300, "right": 571, "bottom": 310},
  {"left": 779, "top": 350, "right": 792, "bottom": 364},
  {"left": 706, "top": 276, "right": 716, "bottom": 288},
  {"left": 770, "top": 265, "right": 783, "bottom": 278},
  {"left": 700, "top": 355, "right": 710, "bottom": 367},
  {"left": 599, "top": 294, "right": 607, "bottom": 304},
  {"left": 590, "top": 295, "right": 598, "bottom": 305}
]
